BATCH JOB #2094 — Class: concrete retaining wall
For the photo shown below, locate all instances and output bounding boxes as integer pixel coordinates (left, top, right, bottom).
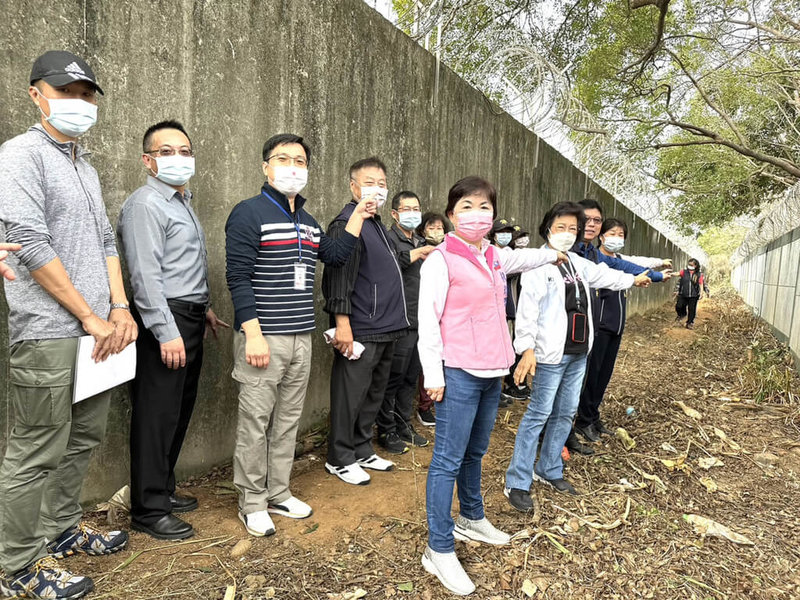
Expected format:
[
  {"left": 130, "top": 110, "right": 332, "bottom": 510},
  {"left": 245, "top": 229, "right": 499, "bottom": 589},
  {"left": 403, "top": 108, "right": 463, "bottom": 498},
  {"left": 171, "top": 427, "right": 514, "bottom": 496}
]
[
  {"left": 0, "top": 0, "right": 686, "bottom": 503},
  {"left": 732, "top": 228, "right": 800, "bottom": 365}
]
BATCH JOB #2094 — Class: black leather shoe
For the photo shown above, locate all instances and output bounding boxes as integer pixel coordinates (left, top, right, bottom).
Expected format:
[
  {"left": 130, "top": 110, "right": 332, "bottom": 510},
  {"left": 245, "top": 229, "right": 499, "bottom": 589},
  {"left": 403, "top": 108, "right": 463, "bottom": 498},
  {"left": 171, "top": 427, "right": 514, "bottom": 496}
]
[
  {"left": 565, "top": 432, "right": 595, "bottom": 455},
  {"left": 132, "top": 514, "right": 194, "bottom": 540},
  {"left": 595, "top": 421, "right": 614, "bottom": 436},
  {"left": 170, "top": 494, "right": 198, "bottom": 513},
  {"left": 575, "top": 423, "right": 600, "bottom": 443}
]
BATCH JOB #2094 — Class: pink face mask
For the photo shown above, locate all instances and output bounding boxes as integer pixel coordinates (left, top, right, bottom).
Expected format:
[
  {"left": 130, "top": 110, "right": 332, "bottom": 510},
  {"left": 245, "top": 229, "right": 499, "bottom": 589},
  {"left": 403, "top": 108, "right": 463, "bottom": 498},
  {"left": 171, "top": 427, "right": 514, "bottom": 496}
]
[{"left": 454, "top": 210, "right": 493, "bottom": 242}]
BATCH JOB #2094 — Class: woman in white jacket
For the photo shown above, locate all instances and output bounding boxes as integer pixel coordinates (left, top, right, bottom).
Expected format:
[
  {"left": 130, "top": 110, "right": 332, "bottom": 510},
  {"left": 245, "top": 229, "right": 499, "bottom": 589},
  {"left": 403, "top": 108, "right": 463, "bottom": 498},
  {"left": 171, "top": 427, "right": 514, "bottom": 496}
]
[{"left": 504, "top": 202, "right": 650, "bottom": 510}]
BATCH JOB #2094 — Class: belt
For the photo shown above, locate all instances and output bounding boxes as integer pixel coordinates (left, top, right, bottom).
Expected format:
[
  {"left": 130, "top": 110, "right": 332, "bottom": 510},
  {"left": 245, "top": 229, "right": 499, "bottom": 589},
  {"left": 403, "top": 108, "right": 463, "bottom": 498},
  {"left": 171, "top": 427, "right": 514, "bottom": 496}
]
[{"left": 166, "top": 299, "right": 209, "bottom": 315}]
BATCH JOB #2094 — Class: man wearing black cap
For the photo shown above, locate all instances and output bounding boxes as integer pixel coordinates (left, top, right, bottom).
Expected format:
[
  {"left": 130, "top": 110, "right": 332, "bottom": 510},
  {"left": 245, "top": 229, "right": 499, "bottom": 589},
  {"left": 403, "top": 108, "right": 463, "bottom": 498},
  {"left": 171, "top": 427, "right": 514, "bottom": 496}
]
[{"left": 0, "top": 51, "right": 135, "bottom": 599}]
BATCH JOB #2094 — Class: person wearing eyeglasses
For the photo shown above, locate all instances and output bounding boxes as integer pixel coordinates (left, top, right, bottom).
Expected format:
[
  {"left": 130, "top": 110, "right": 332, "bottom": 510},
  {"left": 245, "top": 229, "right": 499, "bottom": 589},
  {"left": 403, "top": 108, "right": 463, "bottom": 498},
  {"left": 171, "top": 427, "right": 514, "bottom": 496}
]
[
  {"left": 225, "top": 134, "right": 375, "bottom": 536},
  {"left": 117, "top": 120, "right": 229, "bottom": 541},
  {"left": 0, "top": 50, "right": 135, "bottom": 600},
  {"left": 374, "top": 191, "right": 436, "bottom": 455}
]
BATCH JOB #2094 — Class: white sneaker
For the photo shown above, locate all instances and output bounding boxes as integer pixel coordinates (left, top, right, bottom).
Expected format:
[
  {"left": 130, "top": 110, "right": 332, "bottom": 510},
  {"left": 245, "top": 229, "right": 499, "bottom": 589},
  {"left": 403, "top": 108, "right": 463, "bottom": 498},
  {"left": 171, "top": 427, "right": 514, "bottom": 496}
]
[
  {"left": 356, "top": 454, "right": 394, "bottom": 471},
  {"left": 325, "top": 462, "right": 371, "bottom": 485},
  {"left": 453, "top": 515, "right": 510, "bottom": 546},
  {"left": 268, "top": 496, "right": 313, "bottom": 519},
  {"left": 239, "top": 510, "right": 275, "bottom": 537},
  {"left": 421, "top": 546, "right": 475, "bottom": 596}
]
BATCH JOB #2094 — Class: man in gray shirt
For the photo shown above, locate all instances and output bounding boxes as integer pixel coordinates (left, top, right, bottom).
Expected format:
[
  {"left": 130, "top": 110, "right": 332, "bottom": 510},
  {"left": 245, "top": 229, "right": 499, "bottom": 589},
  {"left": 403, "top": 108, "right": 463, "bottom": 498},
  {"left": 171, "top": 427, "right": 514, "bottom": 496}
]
[
  {"left": 0, "top": 50, "right": 136, "bottom": 600},
  {"left": 118, "top": 120, "right": 229, "bottom": 541}
]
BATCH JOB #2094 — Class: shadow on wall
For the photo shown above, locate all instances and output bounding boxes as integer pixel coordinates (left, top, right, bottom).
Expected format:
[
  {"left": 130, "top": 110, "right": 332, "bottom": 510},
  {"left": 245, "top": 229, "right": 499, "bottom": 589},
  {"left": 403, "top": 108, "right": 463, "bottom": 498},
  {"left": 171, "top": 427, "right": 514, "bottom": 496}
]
[{"left": 0, "top": 0, "right": 685, "bottom": 503}]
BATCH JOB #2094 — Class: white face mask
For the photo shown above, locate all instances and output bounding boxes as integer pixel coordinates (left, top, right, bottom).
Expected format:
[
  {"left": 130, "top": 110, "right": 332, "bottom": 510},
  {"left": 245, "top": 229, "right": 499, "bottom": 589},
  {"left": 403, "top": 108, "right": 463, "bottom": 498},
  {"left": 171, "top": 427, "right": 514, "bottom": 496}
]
[
  {"left": 515, "top": 235, "right": 530, "bottom": 248},
  {"left": 361, "top": 186, "right": 388, "bottom": 208},
  {"left": 37, "top": 92, "right": 97, "bottom": 138},
  {"left": 271, "top": 165, "right": 308, "bottom": 196},
  {"left": 603, "top": 236, "right": 625, "bottom": 253},
  {"left": 548, "top": 231, "right": 577, "bottom": 252},
  {"left": 154, "top": 155, "right": 195, "bottom": 186}
]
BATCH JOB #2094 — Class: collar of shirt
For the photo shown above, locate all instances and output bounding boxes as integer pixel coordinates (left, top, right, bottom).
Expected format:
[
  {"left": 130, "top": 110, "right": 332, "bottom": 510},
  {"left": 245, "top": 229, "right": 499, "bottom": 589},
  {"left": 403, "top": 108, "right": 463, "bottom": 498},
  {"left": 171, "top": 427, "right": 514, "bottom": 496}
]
[
  {"left": 146, "top": 175, "right": 192, "bottom": 203},
  {"left": 262, "top": 183, "right": 307, "bottom": 214},
  {"left": 30, "top": 123, "right": 90, "bottom": 160},
  {"left": 391, "top": 222, "right": 423, "bottom": 247},
  {"left": 446, "top": 231, "right": 489, "bottom": 255}
]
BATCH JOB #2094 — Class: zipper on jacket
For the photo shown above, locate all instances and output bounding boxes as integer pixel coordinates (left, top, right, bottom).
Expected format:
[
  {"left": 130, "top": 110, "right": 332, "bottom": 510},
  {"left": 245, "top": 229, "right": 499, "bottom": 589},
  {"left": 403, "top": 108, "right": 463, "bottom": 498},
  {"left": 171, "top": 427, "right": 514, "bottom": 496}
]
[
  {"left": 617, "top": 293, "right": 624, "bottom": 336},
  {"left": 376, "top": 223, "right": 409, "bottom": 326}
]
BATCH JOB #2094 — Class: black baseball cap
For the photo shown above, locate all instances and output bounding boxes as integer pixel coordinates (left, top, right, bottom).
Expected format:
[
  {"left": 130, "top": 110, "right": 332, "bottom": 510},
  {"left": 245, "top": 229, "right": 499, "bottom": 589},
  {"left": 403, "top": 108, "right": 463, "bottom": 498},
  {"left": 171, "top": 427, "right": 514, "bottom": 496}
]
[
  {"left": 30, "top": 50, "right": 104, "bottom": 95},
  {"left": 491, "top": 217, "right": 515, "bottom": 235}
]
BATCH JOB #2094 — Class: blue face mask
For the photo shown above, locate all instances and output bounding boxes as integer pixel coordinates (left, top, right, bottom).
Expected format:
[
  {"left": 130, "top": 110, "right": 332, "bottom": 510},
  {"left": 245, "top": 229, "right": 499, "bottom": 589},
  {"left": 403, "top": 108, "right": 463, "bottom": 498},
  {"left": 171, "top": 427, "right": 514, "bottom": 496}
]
[
  {"left": 496, "top": 232, "right": 512, "bottom": 247},
  {"left": 154, "top": 155, "right": 195, "bottom": 186},
  {"left": 37, "top": 93, "right": 97, "bottom": 138},
  {"left": 398, "top": 212, "right": 422, "bottom": 231}
]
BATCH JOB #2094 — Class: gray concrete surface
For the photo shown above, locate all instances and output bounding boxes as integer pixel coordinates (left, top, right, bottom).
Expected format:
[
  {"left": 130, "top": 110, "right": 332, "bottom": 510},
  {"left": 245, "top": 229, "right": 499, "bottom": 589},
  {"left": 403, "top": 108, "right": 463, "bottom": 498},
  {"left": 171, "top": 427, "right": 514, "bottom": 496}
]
[
  {"left": 0, "top": 0, "right": 685, "bottom": 503},
  {"left": 733, "top": 228, "right": 800, "bottom": 369}
]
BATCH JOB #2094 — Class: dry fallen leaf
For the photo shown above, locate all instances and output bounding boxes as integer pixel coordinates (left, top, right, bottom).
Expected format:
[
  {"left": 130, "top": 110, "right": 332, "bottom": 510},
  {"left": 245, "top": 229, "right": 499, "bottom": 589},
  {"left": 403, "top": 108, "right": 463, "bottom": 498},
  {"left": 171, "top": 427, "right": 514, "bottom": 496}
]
[
  {"left": 521, "top": 579, "right": 538, "bottom": 597},
  {"left": 699, "top": 476, "right": 719, "bottom": 493},
  {"left": 675, "top": 400, "right": 702, "bottom": 420},
  {"left": 684, "top": 514, "right": 754, "bottom": 545},
  {"left": 698, "top": 456, "right": 725, "bottom": 470}
]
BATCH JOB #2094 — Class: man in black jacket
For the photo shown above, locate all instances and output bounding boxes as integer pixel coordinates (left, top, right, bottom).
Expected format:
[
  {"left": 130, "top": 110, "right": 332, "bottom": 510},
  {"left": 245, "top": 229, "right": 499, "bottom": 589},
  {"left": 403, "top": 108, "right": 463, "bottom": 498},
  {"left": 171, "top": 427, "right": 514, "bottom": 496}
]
[
  {"left": 375, "top": 191, "right": 435, "bottom": 454},
  {"left": 322, "top": 158, "right": 410, "bottom": 485}
]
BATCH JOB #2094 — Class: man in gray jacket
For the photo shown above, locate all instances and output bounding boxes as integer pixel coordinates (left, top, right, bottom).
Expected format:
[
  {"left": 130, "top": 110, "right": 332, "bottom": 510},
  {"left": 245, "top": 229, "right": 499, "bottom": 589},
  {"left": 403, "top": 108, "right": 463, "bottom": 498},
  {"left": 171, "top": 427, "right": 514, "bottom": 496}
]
[{"left": 0, "top": 51, "right": 135, "bottom": 600}]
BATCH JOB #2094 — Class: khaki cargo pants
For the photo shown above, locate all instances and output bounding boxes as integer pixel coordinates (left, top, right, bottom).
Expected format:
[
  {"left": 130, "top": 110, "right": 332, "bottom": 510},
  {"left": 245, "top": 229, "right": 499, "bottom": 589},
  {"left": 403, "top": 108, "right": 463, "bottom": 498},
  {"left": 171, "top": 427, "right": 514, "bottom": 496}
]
[{"left": 0, "top": 338, "right": 111, "bottom": 574}]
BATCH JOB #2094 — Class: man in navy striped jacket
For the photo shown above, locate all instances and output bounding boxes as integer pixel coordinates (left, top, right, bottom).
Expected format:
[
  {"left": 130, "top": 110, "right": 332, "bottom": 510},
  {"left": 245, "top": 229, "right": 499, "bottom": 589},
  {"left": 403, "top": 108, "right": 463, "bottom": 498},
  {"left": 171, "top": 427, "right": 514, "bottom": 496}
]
[{"left": 225, "top": 134, "right": 375, "bottom": 538}]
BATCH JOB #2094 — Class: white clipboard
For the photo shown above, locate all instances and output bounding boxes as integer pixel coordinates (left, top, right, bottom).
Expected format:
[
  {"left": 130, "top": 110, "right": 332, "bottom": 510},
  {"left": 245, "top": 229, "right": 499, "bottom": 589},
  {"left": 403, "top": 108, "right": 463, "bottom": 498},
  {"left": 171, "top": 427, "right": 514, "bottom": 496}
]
[{"left": 73, "top": 335, "right": 137, "bottom": 403}]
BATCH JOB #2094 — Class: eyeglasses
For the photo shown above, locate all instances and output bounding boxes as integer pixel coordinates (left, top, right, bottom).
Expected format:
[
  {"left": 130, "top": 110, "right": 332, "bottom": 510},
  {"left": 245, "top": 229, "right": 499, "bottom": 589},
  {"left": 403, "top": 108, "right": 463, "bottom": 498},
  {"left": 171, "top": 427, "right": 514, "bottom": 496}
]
[
  {"left": 147, "top": 146, "right": 194, "bottom": 158},
  {"left": 396, "top": 207, "right": 421, "bottom": 213},
  {"left": 585, "top": 217, "right": 603, "bottom": 225},
  {"left": 267, "top": 154, "right": 308, "bottom": 168},
  {"left": 551, "top": 225, "right": 579, "bottom": 234}
]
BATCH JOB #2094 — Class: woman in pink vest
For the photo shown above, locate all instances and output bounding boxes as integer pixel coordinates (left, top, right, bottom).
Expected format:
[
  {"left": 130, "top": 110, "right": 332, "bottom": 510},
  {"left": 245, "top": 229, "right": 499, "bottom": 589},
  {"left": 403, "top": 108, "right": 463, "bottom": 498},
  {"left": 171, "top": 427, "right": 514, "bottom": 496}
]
[{"left": 417, "top": 176, "right": 566, "bottom": 596}]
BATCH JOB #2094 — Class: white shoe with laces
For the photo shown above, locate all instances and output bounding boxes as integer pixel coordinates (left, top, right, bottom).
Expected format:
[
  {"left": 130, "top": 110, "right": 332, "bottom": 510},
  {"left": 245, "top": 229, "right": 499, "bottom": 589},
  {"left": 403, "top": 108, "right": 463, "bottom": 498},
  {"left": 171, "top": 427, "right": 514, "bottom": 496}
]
[
  {"left": 453, "top": 515, "right": 510, "bottom": 546},
  {"left": 356, "top": 454, "right": 394, "bottom": 471},
  {"left": 325, "top": 462, "right": 371, "bottom": 485},
  {"left": 421, "top": 546, "right": 476, "bottom": 596},
  {"left": 239, "top": 510, "right": 275, "bottom": 537},
  {"left": 268, "top": 496, "right": 313, "bottom": 519}
]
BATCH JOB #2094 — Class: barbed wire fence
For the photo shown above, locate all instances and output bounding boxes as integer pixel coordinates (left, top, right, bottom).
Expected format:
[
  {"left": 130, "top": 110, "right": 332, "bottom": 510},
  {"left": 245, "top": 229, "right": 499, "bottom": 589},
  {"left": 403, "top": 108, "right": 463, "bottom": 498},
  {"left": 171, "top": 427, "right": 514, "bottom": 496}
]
[
  {"left": 386, "top": 0, "right": 706, "bottom": 260},
  {"left": 731, "top": 183, "right": 800, "bottom": 267}
]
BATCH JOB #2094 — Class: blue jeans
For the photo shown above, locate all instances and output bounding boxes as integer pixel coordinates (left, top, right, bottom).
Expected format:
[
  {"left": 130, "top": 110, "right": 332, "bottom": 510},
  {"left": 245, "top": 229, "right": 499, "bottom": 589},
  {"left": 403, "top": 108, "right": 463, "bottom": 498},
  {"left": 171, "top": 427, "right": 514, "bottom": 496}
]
[
  {"left": 426, "top": 368, "right": 501, "bottom": 553},
  {"left": 505, "top": 353, "right": 588, "bottom": 489}
]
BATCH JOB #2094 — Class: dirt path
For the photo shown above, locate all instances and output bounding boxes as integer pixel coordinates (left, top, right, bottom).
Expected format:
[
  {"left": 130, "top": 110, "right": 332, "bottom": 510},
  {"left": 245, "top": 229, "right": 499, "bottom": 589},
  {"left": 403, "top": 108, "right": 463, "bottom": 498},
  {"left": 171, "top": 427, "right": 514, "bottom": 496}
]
[{"left": 72, "top": 293, "right": 800, "bottom": 599}]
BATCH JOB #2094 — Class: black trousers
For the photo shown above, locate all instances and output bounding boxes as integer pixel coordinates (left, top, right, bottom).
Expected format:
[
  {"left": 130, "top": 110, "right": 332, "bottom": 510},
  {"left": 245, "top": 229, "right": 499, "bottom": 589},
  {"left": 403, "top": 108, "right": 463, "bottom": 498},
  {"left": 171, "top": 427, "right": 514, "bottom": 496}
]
[
  {"left": 327, "top": 340, "right": 395, "bottom": 466},
  {"left": 130, "top": 301, "right": 205, "bottom": 525},
  {"left": 575, "top": 330, "right": 622, "bottom": 429},
  {"left": 376, "top": 330, "right": 420, "bottom": 436},
  {"left": 676, "top": 295, "right": 699, "bottom": 324}
]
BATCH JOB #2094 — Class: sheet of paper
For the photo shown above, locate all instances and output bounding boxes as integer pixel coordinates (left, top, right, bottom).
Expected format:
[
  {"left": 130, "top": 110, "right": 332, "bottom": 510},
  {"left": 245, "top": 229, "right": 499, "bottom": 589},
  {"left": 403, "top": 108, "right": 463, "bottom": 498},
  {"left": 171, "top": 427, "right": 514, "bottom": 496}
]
[{"left": 73, "top": 335, "right": 137, "bottom": 403}]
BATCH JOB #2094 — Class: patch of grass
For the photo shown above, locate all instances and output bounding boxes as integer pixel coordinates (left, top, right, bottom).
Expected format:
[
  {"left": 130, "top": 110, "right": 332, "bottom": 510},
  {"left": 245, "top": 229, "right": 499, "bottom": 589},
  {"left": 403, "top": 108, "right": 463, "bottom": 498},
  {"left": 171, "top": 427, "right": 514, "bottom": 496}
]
[{"left": 740, "top": 338, "right": 800, "bottom": 404}]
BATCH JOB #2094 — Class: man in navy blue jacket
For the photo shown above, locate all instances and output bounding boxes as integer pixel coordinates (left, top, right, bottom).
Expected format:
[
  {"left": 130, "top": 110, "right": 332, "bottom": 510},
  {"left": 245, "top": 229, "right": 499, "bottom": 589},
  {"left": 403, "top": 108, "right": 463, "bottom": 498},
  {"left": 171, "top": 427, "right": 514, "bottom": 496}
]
[
  {"left": 322, "top": 157, "right": 410, "bottom": 486},
  {"left": 225, "top": 134, "right": 375, "bottom": 537}
]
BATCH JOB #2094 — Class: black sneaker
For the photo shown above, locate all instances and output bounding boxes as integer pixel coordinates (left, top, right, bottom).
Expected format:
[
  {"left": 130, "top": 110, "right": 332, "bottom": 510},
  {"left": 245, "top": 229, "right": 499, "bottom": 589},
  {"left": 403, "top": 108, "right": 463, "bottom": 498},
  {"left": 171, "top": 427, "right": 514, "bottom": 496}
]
[
  {"left": 417, "top": 408, "right": 435, "bottom": 427},
  {"left": 533, "top": 474, "right": 578, "bottom": 495},
  {"left": 498, "top": 395, "right": 513, "bottom": 408},
  {"left": 565, "top": 432, "right": 595, "bottom": 455},
  {"left": 0, "top": 556, "right": 94, "bottom": 599},
  {"left": 505, "top": 385, "right": 529, "bottom": 400},
  {"left": 514, "top": 384, "right": 531, "bottom": 400},
  {"left": 377, "top": 432, "right": 408, "bottom": 455},
  {"left": 686, "top": 322, "right": 694, "bottom": 330},
  {"left": 594, "top": 420, "right": 614, "bottom": 436},
  {"left": 504, "top": 488, "right": 534, "bottom": 512},
  {"left": 399, "top": 424, "right": 429, "bottom": 447},
  {"left": 575, "top": 423, "right": 600, "bottom": 443}
]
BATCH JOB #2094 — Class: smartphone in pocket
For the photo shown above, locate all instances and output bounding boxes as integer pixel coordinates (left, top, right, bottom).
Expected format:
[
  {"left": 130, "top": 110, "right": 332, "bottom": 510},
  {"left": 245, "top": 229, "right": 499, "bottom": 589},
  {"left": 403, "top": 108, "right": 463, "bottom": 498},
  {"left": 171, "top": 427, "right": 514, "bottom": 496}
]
[{"left": 572, "top": 313, "right": 588, "bottom": 343}]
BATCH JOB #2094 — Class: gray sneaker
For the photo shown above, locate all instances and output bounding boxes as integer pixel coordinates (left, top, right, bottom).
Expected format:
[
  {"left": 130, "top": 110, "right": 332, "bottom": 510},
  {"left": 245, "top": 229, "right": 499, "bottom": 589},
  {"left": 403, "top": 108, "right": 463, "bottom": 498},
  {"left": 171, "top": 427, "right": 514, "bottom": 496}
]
[
  {"left": 421, "top": 546, "right": 475, "bottom": 596},
  {"left": 453, "top": 515, "right": 510, "bottom": 546}
]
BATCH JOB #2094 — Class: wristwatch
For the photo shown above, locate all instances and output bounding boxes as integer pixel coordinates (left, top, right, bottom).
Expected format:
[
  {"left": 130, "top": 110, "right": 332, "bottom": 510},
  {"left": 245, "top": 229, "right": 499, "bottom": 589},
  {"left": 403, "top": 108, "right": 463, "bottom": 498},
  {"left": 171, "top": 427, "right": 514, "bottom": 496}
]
[{"left": 110, "top": 302, "right": 130, "bottom": 311}]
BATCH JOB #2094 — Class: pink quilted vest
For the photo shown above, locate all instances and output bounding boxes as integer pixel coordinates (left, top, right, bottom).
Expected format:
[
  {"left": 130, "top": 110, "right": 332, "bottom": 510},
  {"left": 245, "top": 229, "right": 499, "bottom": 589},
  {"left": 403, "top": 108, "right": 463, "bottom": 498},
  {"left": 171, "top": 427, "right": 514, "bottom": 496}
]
[{"left": 437, "top": 235, "right": 516, "bottom": 371}]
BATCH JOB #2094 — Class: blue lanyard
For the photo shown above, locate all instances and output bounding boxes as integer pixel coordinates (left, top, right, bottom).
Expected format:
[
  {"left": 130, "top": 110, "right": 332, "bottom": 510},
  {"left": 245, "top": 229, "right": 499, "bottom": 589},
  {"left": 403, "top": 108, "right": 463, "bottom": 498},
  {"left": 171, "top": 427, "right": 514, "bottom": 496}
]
[{"left": 262, "top": 191, "right": 303, "bottom": 261}]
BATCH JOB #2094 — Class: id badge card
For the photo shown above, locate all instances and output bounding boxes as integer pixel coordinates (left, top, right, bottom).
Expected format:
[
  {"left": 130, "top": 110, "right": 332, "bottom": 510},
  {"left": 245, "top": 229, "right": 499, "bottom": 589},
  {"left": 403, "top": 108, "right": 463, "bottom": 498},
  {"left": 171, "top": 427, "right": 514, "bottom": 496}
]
[{"left": 293, "top": 262, "right": 307, "bottom": 291}]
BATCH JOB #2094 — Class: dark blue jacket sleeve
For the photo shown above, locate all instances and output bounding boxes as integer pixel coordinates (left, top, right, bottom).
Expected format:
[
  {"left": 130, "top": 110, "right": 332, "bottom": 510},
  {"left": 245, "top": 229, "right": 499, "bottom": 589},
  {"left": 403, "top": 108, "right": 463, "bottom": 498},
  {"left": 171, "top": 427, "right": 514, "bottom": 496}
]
[
  {"left": 318, "top": 230, "right": 358, "bottom": 266},
  {"left": 225, "top": 202, "right": 261, "bottom": 329},
  {"left": 596, "top": 252, "right": 664, "bottom": 281}
]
